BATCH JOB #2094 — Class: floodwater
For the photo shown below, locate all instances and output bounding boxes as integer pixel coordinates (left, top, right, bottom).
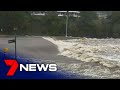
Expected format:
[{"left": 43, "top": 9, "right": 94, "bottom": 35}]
[{"left": 43, "top": 37, "right": 120, "bottom": 79}]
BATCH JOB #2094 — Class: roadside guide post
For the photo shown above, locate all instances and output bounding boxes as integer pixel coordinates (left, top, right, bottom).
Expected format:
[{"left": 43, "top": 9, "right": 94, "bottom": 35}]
[
  {"left": 8, "top": 27, "right": 17, "bottom": 60},
  {"left": 14, "top": 27, "right": 17, "bottom": 60}
]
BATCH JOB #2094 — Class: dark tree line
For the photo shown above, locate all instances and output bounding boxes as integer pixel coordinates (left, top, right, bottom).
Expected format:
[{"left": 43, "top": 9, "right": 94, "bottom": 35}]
[{"left": 0, "top": 11, "right": 120, "bottom": 38}]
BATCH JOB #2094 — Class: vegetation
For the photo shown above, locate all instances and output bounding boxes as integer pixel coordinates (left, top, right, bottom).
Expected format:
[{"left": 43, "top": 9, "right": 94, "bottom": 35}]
[{"left": 1, "top": 11, "right": 120, "bottom": 38}]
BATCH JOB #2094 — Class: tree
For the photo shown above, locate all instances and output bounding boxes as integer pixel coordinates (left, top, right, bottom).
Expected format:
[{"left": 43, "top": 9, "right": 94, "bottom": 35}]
[
  {"left": 77, "top": 11, "right": 98, "bottom": 37},
  {"left": 0, "top": 11, "right": 31, "bottom": 35},
  {"left": 106, "top": 11, "right": 120, "bottom": 37}
]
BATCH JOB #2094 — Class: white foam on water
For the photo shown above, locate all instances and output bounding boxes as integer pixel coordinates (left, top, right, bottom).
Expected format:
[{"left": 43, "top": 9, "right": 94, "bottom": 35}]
[{"left": 43, "top": 37, "right": 120, "bottom": 78}]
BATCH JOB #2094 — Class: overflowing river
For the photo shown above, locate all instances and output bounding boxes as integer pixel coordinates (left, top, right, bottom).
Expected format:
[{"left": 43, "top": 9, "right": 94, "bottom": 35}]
[{"left": 43, "top": 37, "right": 120, "bottom": 79}]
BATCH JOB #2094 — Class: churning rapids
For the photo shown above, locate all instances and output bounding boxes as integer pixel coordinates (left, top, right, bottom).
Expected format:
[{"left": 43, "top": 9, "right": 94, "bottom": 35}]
[{"left": 43, "top": 37, "right": 120, "bottom": 79}]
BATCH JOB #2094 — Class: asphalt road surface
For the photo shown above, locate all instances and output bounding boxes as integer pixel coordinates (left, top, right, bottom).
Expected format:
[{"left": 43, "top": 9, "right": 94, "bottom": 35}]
[
  {"left": 0, "top": 36, "right": 95, "bottom": 79},
  {"left": 0, "top": 36, "right": 83, "bottom": 63}
]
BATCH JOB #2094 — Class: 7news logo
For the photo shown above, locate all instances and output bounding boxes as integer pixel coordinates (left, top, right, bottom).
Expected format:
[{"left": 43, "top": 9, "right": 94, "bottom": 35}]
[{"left": 4, "top": 59, "right": 57, "bottom": 76}]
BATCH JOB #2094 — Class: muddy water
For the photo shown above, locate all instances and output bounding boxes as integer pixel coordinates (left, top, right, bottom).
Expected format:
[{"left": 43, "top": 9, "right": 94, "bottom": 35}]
[{"left": 43, "top": 37, "right": 120, "bottom": 79}]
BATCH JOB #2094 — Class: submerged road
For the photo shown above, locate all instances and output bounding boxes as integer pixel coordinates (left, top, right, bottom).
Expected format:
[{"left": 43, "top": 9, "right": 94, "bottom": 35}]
[
  {"left": 0, "top": 36, "right": 94, "bottom": 79},
  {"left": 0, "top": 36, "right": 82, "bottom": 63}
]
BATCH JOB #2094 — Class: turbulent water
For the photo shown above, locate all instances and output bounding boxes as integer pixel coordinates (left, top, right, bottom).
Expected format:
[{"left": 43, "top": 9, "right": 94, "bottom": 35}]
[{"left": 43, "top": 37, "right": 120, "bottom": 79}]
